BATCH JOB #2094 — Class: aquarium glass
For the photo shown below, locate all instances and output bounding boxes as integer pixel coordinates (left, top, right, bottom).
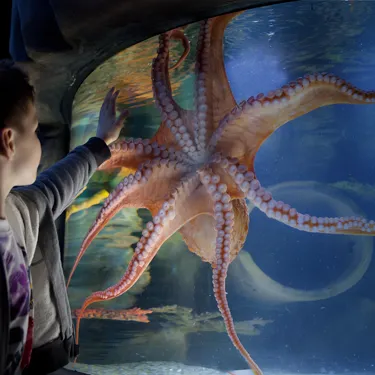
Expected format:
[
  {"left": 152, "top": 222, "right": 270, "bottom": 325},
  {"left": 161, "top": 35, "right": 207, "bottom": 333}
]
[{"left": 64, "top": 1, "right": 375, "bottom": 374}]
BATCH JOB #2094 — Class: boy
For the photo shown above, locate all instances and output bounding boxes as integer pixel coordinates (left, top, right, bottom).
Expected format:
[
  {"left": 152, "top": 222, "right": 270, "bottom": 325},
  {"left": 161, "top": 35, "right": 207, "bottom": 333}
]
[{"left": 0, "top": 60, "right": 128, "bottom": 375}]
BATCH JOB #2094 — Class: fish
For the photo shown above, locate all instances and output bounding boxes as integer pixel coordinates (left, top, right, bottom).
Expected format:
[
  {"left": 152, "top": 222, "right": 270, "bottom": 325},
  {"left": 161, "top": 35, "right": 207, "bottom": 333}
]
[{"left": 71, "top": 307, "right": 152, "bottom": 323}]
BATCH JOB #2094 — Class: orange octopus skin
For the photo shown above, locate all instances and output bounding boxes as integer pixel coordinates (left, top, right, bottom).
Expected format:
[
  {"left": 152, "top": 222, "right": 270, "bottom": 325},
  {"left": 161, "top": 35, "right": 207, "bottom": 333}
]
[{"left": 68, "top": 11, "right": 375, "bottom": 374}]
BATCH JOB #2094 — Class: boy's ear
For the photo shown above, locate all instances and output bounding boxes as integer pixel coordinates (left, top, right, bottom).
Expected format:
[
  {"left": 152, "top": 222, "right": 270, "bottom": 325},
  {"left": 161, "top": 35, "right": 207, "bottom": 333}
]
[{"left": 0, "top": 128, "right": 15, "bottom": 159}]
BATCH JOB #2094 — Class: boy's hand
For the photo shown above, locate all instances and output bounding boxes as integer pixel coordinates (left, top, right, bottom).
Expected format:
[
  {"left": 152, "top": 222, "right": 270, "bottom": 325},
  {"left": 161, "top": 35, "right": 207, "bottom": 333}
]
[{"left": 96, "top": 87, "right": 129, "bottom": 145}]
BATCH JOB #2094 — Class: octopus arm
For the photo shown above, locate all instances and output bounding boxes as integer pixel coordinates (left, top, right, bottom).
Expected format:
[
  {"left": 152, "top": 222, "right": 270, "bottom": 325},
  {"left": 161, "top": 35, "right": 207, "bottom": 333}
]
[
  {"left": 199, "top": 169, "right": 263, "bottom": 375},
  {"left": 193, "top": 11, "right": 243, "bottom": 151},
  {"left": 168, "top": 29, "right": 190, "bottom": 71},
  {"left": 98, "top": 138, "right": 182, "bottom": 171},
  {"left": 74, "top": 175, "right": 215, "bottom": 344},
  {"left": 209, "top": 12, "right": 243, "bottom": 124},
  {"left": 212, "top": 72, "right": 375, "bottom": 169},
  {"left": 151, "top": 30, "right": 197, "bottom": 154},
  {"left": 220, "top": 157, "right": 375, "bottom": 236},
  {"left": 66, "top": 157, "right": 190, "bottom": 287}
]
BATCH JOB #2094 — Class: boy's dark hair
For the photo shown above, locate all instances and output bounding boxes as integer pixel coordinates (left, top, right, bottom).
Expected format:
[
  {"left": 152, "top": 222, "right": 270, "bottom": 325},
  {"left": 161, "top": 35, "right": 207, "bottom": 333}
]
[{"left": 0, "top": 60, "right": 35, "bottom": 129}]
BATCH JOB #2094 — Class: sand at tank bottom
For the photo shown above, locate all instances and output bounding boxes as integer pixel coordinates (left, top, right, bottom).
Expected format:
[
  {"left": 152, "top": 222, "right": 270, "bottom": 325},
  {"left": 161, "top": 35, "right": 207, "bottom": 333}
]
[
  {"left": 65, "top": 363, "right": 375, "bottom": 375},
  {"left": 65, "top": 361, "right": 227, "bottom": 374}
]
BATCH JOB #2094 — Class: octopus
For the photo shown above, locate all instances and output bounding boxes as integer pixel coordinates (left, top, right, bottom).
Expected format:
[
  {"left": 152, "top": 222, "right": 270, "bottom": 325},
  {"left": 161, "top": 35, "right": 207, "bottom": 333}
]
[{"left": 66, "top": 11, "right": 375, "bottom": 375}]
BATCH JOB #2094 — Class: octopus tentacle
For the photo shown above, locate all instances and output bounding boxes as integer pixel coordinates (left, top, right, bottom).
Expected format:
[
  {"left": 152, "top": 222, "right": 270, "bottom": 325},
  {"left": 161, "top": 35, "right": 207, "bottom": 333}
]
[
  {"left": 193, "top": 12, "right": 244, "bottom": 157},
  {"left": 168, "top": 29, "right": 191, "bottom": 70},
  {"left": 98, "top": 138, "right": 183, "bottom": 171},
  {"left": 193, "top": 19, "right": 214, "bottom": 153},
  {"left": 152, "top": 31, "right": 198, "bottom": 158},
  {"left": 220, "top": 157, "right": 375, "bottom": 236},
  {"left": 66, "top": 157, "right": 191, "bottom": 287},
  {"left": 208, "top": 12, "right": 243, "bottom": 126},
  {"left": 75, "top": 174, "right": 215, "bottom": 345},
  {"left": 211, "top": 72, "right": 375, "bottom": 168},
  {"left": 199, "top": 169, "right": 262, "bottom": 375}
]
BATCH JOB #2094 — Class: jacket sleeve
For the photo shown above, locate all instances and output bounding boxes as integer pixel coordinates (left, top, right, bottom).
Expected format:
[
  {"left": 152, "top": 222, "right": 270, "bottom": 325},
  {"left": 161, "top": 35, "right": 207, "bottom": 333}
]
[{"left": 12, "top": 137, "right": 111, "bottom": 220}]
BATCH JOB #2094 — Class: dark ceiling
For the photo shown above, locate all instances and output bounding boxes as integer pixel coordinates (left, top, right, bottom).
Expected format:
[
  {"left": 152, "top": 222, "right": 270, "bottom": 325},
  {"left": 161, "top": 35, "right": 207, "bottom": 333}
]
[
  {"left": 7, "top": 0, "right": 298, "bottom": 124},
  {"left": 0, "top": 0, "right": 12, "bottom": 59}
]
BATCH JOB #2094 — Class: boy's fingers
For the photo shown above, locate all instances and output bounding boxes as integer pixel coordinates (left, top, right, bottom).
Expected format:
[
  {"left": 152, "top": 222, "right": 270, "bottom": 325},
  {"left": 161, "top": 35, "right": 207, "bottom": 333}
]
[
  {"left": 112, "top": 90, "right": 120, "bottom": 112},
  {"left": 104, "top": 87, "right": 115, "bottom": 105},
  {"left": 113, "top": 90, "right": 120, "bottom": 100},
  {"left": 116, "top": 109, "right": 129, "bottom": 125},
  {"left": 120, "top": 109, "right": 129, "bottom": 118},
  {"left": 107, "top": 87, "right": 115, "bottom": 97}
]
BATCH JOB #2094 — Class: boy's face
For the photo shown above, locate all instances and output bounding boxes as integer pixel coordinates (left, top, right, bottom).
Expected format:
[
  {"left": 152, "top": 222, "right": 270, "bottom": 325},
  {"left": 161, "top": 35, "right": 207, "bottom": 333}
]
[{"left": 7, "top": 100, "right": 42, "bottom": 186}]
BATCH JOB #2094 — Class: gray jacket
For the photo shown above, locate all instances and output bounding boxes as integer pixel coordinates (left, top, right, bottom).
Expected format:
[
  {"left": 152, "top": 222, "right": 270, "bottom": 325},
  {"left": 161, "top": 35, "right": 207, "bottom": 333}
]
[{"left": 5, "top": 137, "right": 111, "bottom": 373}]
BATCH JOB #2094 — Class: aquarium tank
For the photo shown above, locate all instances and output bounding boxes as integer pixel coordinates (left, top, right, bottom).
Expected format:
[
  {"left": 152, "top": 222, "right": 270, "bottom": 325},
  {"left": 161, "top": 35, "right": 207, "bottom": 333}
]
[{"left": 63, "top": 1, "right": 375, "bottom": 374}]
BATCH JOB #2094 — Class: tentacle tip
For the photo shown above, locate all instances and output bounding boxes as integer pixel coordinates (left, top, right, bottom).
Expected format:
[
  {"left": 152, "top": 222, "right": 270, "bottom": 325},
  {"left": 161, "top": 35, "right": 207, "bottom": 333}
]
[{"left": 66, "top": 276, "right": 72, "bottom": 289}]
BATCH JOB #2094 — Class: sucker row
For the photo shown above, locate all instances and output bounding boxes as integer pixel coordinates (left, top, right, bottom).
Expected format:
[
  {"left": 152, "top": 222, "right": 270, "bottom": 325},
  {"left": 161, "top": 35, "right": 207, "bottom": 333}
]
[
  {"left": 152, "top": 33, "right": 197, "bottom": 157},
  {"left": 214, "top": 156, "right": 375, "bottom": 234},
  {"left": 209, "top": 72, "right": 375, "bottom": 151},
  {"left": 199, "top": 168, "right": 264, "bottom": 375},
  {"left": 193, "top": 19, "right": 213, "bottom": 153}
]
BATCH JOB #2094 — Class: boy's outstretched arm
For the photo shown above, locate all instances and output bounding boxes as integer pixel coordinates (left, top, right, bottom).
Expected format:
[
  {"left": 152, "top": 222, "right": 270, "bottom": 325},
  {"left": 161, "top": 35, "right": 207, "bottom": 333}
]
[
  {"left": 3, "top": 88, "right": 127, "bottom": 367},
  {"left": 14, "top": 87, "right": 128, "bottom": 220}
]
